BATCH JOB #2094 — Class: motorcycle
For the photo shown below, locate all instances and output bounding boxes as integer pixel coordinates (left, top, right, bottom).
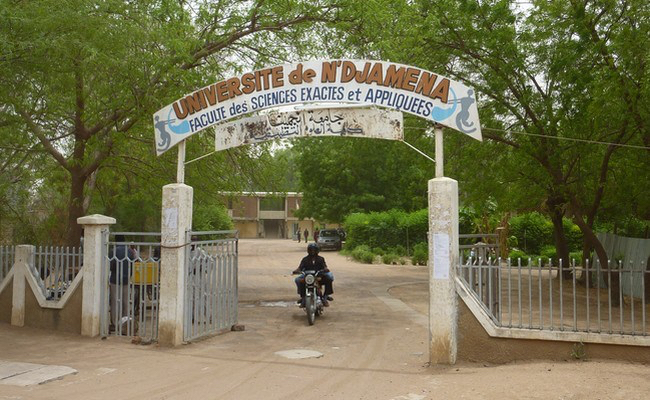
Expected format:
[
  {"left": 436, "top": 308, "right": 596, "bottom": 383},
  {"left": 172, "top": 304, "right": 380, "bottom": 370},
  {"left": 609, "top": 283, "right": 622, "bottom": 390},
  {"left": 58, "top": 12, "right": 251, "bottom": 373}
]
[{"left": 296, "top": 269, "right": 325, "bottom": 325}]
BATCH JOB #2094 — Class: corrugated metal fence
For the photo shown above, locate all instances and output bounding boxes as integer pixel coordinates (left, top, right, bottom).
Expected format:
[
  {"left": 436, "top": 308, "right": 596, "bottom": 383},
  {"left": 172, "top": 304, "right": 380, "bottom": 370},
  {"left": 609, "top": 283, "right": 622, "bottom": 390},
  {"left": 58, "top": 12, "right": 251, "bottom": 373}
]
[{"left": 596, "top": 233, "right": 650, "bottom": 298}]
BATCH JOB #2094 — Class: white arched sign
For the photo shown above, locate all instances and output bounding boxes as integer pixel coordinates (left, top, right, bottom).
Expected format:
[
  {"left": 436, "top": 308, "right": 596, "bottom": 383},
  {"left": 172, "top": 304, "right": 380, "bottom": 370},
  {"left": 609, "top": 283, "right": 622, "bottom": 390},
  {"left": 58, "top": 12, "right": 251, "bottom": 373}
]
[{"left": 153, "top": 60, "right": 481, "bottom": 155}]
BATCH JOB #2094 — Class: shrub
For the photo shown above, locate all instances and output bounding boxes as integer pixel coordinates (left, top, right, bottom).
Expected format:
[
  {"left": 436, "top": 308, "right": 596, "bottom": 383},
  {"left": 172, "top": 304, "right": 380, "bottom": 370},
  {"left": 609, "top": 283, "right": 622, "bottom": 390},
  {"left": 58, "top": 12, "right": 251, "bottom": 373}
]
[
  {"left": 508, "top": 249, "right": 528, "bottom": 261},
  {"left": 381, "top": 253, "right": 399, "bottom": 265},
  {"left": 411, "top": 242, "right": 428, "bottom": 266},
  {"left": 372, "top": 247, "right": 385, "bottom": 256},
  {"left": 540, "top": 245, "right": 558, "bottom": 264},
  {"left": 509, "top": 212, "right": 554, "bottom": 255},
  {"left": 569, "top": 251, "right": 583, "bottom": 265},
  {"left": 393, "top": 245, "right": 406, "bottom": 256},
  {"left": 563, "top": 219, "right": 583, "bottom": 252},
  {"left": 343, "top": 209, "right": 428, "bottom": 251},
  {"left": 192, "top": 204, "right": 234, "bottom": 231},
  {"left": 351, "top": 245, "right": 375, "bottom": 264}
]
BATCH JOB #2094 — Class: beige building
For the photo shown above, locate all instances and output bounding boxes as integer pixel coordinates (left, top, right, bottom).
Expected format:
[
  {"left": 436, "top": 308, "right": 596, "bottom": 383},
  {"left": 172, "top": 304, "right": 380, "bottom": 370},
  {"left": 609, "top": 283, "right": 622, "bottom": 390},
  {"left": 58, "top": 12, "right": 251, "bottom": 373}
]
[{"left": 221, "top": 192, "right": 315, "bottom": 239}]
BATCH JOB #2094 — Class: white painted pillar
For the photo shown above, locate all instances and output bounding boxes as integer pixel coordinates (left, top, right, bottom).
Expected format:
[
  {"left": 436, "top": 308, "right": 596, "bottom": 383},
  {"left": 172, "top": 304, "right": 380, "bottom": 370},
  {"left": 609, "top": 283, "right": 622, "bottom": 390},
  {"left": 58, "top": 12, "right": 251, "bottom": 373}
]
[
  {"left": 11, "top": 245, "right": 34, "bottom": 326},
  {"left": 428, "top": 177, "right": 459, "bottom": 364},
  {"left": 78, "top": 214, "right": 116, "bottom": 337},
  {"left": 434, "top": 125, "right": 444, "bottom": 178},
  {"left": 159, "top": 183, "right": 193, "bottom": 346}
]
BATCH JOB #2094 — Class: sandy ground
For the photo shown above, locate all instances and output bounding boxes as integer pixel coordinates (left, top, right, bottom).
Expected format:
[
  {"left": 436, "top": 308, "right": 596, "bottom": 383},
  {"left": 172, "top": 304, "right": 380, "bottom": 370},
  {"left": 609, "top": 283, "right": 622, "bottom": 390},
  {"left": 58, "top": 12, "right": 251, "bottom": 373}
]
[{"left": 0, "top": 239, "right": 648, "bottom": 400}]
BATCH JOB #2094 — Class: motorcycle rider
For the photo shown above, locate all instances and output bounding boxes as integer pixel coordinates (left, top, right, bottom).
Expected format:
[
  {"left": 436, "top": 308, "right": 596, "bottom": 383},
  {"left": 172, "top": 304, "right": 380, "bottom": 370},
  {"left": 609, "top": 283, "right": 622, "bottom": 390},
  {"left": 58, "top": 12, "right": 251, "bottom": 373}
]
[{"left": 293, "top": 243, "right": 334, "bottom": 307}]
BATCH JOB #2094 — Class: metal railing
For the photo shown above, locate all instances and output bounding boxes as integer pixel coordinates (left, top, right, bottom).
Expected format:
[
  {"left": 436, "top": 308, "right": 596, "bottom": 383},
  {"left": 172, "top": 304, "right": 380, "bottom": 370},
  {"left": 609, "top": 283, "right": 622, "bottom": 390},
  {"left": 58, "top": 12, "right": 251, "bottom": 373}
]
[
  {"left": 184, "top": 230, "right": 238, "bottom": 342},
  {"left": 32, "top": 246, "right": 83, "bottom": 300},
  {"left": 0, "top": 245, "right": 15, "bottom": 283},
  {"left": 459, "top": 233, "right": 500, "bottom": 260},
  {"left": 458, "top": 256, "right": 648, "bottom": 336},
  {"left": 101, "top": 232, "right": 161, "bottom": 341}
]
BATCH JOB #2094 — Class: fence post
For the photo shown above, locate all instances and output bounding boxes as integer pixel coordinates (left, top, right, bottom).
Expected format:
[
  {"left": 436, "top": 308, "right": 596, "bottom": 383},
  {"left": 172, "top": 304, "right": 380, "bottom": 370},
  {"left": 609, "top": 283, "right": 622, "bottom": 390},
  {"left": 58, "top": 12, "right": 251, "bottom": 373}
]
[
  {"left": 428, "top": 177, "right": 459, "bottom": 364},
  {"left": 78, "top": 214, "right": 116, "bottom": 337},
  {"left": 11, "top": 245, "right": 35, "bottom": 327},
  {"left": 159, "top": 183, "right": 193, "bottom": 346}
]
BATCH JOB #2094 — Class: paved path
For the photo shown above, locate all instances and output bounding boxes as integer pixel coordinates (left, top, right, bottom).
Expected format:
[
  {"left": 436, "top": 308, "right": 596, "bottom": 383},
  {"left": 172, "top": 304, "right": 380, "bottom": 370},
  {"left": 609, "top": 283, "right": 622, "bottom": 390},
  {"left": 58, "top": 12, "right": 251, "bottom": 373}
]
[{"left": 0, "top": 361, "right": 76, "bottom": 387}]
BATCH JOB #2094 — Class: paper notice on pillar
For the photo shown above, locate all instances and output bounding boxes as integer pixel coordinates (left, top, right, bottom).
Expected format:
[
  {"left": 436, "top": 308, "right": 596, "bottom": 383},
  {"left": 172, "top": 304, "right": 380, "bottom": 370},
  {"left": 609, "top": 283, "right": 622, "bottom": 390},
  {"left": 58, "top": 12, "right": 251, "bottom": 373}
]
[
  {"left": 433, "top": 233, "right": 450, "bottom": 280},
  {"left": 163, "top": 208, "right": 178, "bottom": 230}
]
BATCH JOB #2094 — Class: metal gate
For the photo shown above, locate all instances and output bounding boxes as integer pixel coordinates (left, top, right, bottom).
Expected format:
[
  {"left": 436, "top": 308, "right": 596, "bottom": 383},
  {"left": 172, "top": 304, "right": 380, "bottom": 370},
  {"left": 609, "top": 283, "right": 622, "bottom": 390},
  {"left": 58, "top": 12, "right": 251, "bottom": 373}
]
[
  {"left": 100, "top": 232, "right": 161, "bottom": 341},
  {"left": 184, "top": 230, "right": 238, "bottom": 341}
]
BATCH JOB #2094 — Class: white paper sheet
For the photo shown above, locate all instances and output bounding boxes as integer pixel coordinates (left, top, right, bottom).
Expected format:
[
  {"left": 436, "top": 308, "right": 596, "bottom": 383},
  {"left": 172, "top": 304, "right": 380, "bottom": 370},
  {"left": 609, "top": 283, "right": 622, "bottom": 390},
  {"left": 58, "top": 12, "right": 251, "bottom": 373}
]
[
  {"left": 433, "top": 233, "right": 450, "bottom": 280},
  {"left": 163, "top": 207, "right": 178, "bottom": 230}
]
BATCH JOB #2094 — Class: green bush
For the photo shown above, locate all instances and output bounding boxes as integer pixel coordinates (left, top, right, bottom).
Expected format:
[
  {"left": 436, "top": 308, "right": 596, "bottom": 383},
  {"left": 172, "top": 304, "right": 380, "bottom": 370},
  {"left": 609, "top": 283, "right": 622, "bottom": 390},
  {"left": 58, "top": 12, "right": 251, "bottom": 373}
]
[
  {"left": 540, "top": 245, "right": 558, "bottom": 264},
  {"left": 563, "top": 219, "right": 583, "bottom": 252},
  {"left": 508, "top": 249, "right": 528, "bottom": 260},
  {"left": 381, "top": 253, "right": 399, "bottom": 265},
  {"left": 393, "top": 245, "right": 406, "bottom": 256},
  {"left": 509, "top": 212, "right": 553, "bottom": 255},
  {"left": 343, "top": 209, "right": 428, "bottom": 251},
  {"left": 411, "top": 242, "right": 428, "bottom": 266},
  {"left": 372, "top": 247, "right": 385, "bottom": 256},
  {"left": 192, "top": 204, "right": 234, "bottom": 231},
  {"left": 569, "top": 251, "right": 583, "bottom": 265},
  {"left": 351, "top": 245, "right": 375, "bottom": 264}
]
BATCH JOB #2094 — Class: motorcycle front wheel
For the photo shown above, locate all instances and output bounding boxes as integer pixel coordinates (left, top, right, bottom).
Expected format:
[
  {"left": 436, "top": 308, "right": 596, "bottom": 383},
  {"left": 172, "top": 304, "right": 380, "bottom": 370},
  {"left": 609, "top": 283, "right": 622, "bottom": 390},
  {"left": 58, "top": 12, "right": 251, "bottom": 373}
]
[{"left": 306, "top": 295, "right": 315, "bottom": 325}]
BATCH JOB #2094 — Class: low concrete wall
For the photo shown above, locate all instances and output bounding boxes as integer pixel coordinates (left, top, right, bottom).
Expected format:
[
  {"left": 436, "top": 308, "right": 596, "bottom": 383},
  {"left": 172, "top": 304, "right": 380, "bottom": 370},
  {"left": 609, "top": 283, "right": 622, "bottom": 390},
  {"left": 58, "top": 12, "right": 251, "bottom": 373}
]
[
  {"left": 0, "top": 278, "right": 12, "bottom": 324},
  {"left": 23, "top": 285, "right": 83, "bottom": 334},
  {"left": 457, "top": 299, "right": 650, "bottom": 364}
]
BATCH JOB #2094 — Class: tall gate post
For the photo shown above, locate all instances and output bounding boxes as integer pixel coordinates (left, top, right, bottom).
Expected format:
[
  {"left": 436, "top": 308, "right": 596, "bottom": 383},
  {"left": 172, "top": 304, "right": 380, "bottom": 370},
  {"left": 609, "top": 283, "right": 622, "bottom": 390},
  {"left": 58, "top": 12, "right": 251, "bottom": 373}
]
[
  {"left": 78, "top": 215, "right": 116, "bottom": 336},
  {"left": 428, "top": 177, "right": 459, "bottom": 364},
  {"left": 158, "top": 183, "right": 193, "bottom": 346}
]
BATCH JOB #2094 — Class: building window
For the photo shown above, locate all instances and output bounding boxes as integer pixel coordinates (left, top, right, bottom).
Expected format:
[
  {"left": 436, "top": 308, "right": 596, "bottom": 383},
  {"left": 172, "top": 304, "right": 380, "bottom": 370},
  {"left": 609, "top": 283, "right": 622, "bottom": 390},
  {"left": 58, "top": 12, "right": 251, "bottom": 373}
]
[{"left": 260, "top": 197, "right": 285, "bottom": 211}]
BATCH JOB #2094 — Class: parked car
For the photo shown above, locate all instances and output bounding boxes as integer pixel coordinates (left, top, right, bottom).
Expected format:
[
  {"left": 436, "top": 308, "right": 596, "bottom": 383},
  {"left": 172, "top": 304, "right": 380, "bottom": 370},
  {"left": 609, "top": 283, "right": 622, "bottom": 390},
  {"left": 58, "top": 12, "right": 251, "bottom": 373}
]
[{"left": 317, "top": 229, "right": 342, "bottom": 251}]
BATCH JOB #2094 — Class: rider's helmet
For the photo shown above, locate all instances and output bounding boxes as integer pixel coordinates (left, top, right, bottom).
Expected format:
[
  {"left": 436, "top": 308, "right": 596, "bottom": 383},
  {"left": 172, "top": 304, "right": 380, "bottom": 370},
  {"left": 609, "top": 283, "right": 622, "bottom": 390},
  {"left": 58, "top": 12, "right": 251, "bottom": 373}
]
[{"left": 307, "top": 243, "right": 320, "bottom": 256}]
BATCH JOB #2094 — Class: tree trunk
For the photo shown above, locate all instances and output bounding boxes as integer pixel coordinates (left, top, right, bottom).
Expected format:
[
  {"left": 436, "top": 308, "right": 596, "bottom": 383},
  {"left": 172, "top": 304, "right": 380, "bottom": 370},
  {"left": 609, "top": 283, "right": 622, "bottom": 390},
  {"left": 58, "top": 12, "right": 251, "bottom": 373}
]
[
  {"left": 579, "top": 239, "right": 592, "bottom": 287},
  {"left": 66, "top": 170, "right": 87, "bottom": 246},
  {"left": 549, "top": 203, "right": 572, "bottom": 280},
  {"left": 571, "top": 212, "right": 620, "bottom": 306}
]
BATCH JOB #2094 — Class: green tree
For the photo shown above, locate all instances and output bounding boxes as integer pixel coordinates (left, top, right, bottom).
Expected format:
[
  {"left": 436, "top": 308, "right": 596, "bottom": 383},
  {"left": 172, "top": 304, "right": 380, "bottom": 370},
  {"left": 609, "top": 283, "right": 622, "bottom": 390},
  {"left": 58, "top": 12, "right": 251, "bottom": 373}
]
[
  {"left": 293, "top": 123, "right": 436, "bottom": 223},
  {"left": 1, "top": 0, "right": 345, "bottom": 245},
  {"left": 338, "top": 0, "right": 649, "bottom": 271}
]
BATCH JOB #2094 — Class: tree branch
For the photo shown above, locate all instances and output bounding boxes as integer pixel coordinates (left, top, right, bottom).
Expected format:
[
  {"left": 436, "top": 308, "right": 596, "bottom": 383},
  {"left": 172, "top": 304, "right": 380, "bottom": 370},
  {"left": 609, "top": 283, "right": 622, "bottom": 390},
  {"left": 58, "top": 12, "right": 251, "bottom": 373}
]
[{"left": 19, "top": 110, "right": 69, "bottom": 170}]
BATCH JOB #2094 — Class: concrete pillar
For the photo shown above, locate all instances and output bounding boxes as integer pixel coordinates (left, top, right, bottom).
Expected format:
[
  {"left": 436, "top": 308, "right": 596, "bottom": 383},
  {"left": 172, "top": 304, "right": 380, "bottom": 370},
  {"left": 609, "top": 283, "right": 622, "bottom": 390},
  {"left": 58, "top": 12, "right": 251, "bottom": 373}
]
[
  {"left": 428, "top": 177, "right": 459, "bottom": 364},
  {"left": 78, "top": 214, "right": 116, "bottom": 337},
  {"left": 11, "top": 245, "right": 35, "bottom": 326},
  {"left": 158, "top": 183, "right": 193, "bottom": 346}
]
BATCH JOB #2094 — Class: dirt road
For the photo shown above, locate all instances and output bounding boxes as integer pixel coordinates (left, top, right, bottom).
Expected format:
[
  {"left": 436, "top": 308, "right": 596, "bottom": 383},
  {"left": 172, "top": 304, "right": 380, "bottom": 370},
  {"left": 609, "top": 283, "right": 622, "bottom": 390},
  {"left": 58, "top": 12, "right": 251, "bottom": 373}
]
[{"left": 0, "top": 239, "right": 648, "bottom": 399}]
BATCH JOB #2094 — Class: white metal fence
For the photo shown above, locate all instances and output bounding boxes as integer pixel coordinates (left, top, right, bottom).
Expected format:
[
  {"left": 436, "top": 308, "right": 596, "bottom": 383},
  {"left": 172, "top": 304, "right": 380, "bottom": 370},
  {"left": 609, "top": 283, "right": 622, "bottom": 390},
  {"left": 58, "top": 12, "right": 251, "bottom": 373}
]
[
  {"left": 101, "top": 232, "right": 161, "bottom": 341},
  {"left": 0, "top": 245, "right": 15, "bottom": 283},
  {"left": 457, "top": 255, "right": 648, "bottom": 336},
  {"left": 184, "top": 230, "right": 238, "bottom": 342},
  {"left": 33, "top": 246, "right": 83, "bottom": 300}
]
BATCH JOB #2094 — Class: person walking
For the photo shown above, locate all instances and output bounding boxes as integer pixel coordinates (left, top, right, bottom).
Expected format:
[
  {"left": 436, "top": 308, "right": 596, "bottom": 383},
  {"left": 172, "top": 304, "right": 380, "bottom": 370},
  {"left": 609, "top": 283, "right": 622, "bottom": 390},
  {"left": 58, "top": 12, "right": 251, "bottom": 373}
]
[
  {"left": 109, "top": 235, "right": 136, "bottom": 333},
  {"left": 303, "top": 228, "right": 309, "bottom": 243}
]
